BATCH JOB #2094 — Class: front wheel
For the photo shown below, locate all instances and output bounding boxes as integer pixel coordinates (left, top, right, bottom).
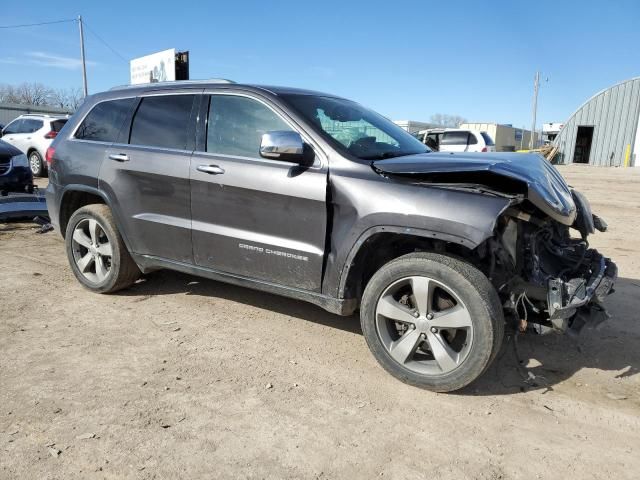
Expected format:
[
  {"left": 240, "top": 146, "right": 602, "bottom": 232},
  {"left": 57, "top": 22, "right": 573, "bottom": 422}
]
[
  {"left": 360, "top": 252, "right": 504, "bottom": 392},
  {"left": 29, "top": 151, "right": 46, "bottom": 177}
]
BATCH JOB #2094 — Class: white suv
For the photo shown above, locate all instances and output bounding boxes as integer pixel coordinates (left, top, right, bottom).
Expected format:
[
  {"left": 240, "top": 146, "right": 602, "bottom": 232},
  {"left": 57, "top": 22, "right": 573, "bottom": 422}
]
[
  {"left": 414, "top": 128, "right": 495, "bottom": 153},
  {"left": 1, "top": 114, "right": 69, "bottom": 177}
]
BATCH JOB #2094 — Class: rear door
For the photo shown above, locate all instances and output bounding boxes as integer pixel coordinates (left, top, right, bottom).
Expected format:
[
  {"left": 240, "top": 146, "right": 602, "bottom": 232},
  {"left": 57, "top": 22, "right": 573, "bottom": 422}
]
[
  {"left": 190, "top": 92, "right": 328, "bottom": 292},
  {"left": 99, "top": 91, "right": 199, "bottom": 264},
  {"left": 20, "top": 119, "right": 44, "bottom": 152}
]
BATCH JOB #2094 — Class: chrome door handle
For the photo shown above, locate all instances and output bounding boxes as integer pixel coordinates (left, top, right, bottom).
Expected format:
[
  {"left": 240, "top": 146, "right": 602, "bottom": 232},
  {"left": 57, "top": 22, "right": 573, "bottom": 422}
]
[
  {"left": 197, "top": 164, "right": 225, "bottom": 175},
  {"left": 108, "top": 153, "right": 129, "bottom": 162}
]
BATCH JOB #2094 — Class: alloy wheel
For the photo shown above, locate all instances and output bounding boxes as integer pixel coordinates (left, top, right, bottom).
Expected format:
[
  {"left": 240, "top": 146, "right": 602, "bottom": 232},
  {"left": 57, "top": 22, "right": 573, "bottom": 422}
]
[
  {"left": 29, "top": 153, "right": 41, "bottom": 176},
  {"left": 375, "top": 276, "right": 474, "bottom": 375},
  {"left": 71, "top": 218, "right": 113, "bottom": 283}
]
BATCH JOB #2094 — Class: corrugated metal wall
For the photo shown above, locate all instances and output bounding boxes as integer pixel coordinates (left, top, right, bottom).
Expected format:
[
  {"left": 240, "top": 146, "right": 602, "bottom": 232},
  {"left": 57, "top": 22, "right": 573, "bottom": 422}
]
[
  {"left": 554, "top": 77, "right": 640, "bottom": 166},
  {"left": 0, "top": 103, "right": 71, "bottom": 127}
]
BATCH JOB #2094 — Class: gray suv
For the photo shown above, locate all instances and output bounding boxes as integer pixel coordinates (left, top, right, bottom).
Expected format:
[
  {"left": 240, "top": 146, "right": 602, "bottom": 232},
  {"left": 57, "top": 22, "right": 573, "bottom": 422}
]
[{"left": 46, "top": 80, "right": 616, "bottom": 392}]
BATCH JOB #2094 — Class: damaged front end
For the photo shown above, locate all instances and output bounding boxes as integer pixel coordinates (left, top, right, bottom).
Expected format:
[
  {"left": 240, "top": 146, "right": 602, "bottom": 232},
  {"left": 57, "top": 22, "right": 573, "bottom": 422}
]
[
  {"left": 494, "top": 191, "right": 617, "bottom": 337},
  {"left": 372, "top": 152, "right": 617, "bottom": 337}
]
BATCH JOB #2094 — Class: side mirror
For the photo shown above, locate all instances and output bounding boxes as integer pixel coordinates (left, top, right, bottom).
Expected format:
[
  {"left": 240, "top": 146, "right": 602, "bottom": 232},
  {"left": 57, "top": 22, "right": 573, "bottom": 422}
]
[{"left": 260, "top": 131, "right": 312, "bottom": 165}]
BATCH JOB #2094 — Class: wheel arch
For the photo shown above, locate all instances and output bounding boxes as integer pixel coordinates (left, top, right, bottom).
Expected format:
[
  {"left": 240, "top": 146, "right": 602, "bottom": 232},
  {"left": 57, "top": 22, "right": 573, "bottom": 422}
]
[
  {"left": 337, "top": 226, "right": 484, "bottom": 303},
  {"left": 59, "top": 185, "right": 137, "bottom": 259}
]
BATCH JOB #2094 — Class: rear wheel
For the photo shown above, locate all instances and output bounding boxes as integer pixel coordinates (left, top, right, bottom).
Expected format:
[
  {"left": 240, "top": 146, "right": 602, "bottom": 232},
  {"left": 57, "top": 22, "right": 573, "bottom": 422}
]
[
  {"left": 65, "top": 204, "right": 140, "bottom": 293},
  {"left": 29, "top": 151, "right": 45, "bottom": 177},
  {"left": 360, "top": 252, "right": 504, "bottom": 392}
]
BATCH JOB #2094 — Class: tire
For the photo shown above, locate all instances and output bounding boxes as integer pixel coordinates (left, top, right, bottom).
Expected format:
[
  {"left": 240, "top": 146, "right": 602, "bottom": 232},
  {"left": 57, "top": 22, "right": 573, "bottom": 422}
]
[
  {"left": 360, "top": 252, "right": 504, "bottom": 392},
  {"left": 65, "top": 204, "right": 140, "bottom": 293},
  {"left": 29, "top": 151, "right": 46, "bottom": 177}
]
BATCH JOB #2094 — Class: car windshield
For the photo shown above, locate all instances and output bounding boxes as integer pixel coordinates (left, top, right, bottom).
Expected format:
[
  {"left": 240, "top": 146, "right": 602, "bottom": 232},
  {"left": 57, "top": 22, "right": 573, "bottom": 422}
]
[{"left": 281, "top": 94, "right": 430, "bottom": 160}]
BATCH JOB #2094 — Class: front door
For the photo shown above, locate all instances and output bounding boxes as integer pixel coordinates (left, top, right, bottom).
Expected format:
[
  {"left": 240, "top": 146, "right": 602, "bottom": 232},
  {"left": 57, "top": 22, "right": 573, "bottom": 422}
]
[
  {"left": 190, "top": 93, "right": 327, "bottom": 292},
  {"left": 2, "top": 119, "right": 29, "bottom": 153}
]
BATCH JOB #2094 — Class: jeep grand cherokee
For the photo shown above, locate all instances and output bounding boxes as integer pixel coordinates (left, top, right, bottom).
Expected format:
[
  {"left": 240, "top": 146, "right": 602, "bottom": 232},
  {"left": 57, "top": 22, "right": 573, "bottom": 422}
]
[{"left": 45, "top": 80, "right": 616, "bottom": 392}]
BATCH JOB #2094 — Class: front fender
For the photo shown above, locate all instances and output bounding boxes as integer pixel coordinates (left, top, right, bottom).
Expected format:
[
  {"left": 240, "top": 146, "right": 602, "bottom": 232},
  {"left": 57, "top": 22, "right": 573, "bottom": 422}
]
[{"left": 322, "top": 172, "right": 513, "bottom": 298}]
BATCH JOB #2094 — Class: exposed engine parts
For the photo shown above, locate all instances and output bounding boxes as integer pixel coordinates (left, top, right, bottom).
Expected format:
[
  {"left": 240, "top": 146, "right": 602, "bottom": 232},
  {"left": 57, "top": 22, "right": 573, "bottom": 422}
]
[{"left": 484, "top": 192, "right": 617, "bottom": 337}]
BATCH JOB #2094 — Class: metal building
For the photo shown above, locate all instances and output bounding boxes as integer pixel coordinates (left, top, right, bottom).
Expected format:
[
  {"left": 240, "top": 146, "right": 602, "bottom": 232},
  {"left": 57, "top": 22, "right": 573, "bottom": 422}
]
[
  {"left": 554, "top": 77, "right": 640, "bottom": 167},
  {"left": 0, "top": 102, "right": 71, "bottom": 127}
]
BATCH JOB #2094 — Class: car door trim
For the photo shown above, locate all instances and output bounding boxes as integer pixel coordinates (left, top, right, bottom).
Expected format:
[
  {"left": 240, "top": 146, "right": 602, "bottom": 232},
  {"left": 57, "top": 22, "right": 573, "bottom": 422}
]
[{"left": 131, "top": 253, "right": 357, "bottom": 316}]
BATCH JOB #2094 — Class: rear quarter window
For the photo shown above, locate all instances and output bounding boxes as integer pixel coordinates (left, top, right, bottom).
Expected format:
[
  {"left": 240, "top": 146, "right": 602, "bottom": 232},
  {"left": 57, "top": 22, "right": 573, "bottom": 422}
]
[
  {"left": 75, "top": 98, "right": 136, "bottom": 142},
  {"left": 51, "top": 119, "right": 68, "bottom": 132},
  {"left": 480, "top": 132, "right": 495, "bottom": 146}
]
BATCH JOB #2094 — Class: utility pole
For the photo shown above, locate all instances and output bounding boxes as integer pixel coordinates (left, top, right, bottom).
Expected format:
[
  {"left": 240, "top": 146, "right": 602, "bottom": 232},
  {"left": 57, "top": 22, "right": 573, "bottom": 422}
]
[
  {"left": 529, "top": 71, "right": 540, "bottom": 149},
  {"left": 78, "top": 15, "right": 88, "bottom": 97}
]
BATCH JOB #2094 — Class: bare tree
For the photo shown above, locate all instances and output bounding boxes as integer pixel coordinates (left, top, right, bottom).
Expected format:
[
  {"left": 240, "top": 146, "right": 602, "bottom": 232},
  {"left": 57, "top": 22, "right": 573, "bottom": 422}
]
[
  {"left": 50, "top": 87, "right": 84, "bottom": 110},
  {"left": 430, "top": 113, "right": 467, "bottom": 128},
  {"left": 14, "top": 82, "right": 54, "bottom": 106},
  {"left": 0, "top": 84, "right": 20, "bottom": 104},
  {"left": 1, "top": 82, "right": 83, "bottom": 111}
]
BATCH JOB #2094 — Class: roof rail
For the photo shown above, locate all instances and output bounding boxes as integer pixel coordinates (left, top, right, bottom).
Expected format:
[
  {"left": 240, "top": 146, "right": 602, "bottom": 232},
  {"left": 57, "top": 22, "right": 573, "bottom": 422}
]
[
  {"left": 109, "top": 79, "right": 236, "bottom": 91},
  {"left": 19, "top": 113, "right": 69, "bottom": 118}
]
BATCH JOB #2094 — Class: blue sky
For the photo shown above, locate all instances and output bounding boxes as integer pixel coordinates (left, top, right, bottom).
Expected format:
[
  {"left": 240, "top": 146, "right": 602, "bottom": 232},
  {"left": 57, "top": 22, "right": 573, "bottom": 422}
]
[{"left": 1, "top": 0, "right": 639, "bottom": 127}]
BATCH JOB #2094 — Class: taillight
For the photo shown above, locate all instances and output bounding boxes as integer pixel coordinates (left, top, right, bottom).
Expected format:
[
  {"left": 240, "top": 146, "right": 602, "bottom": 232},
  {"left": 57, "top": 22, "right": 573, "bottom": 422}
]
[
  {"left": 44, "top": 131, "right": 58, "bottom": 139},
  {"left": 45, "top": 146, "right": 55, "bottom": 166},
  {"left": 481, "top": 147, "right": 488, "bottom": 152}
]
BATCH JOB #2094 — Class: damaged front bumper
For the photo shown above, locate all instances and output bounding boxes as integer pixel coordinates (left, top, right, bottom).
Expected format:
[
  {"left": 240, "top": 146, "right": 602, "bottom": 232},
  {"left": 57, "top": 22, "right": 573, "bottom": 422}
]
[{"left": 546, "top": 252, "right": 617, "bottom": 335}]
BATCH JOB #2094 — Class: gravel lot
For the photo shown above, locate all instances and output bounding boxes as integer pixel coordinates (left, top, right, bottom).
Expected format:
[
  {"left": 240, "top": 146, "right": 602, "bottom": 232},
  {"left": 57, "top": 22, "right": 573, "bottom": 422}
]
[{"left": 1, "top": 165, "right": 639, "bottom": 479}]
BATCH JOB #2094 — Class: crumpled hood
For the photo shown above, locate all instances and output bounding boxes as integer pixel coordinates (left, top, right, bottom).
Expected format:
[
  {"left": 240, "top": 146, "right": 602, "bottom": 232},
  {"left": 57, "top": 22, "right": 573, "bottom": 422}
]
[{"left": 373, "top": 152, "right": 577, "bottom": 225}]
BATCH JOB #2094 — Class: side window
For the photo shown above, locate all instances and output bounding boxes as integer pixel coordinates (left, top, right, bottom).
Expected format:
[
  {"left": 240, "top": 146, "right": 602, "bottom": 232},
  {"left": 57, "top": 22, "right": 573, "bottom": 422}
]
[
  {"left": 206, "top": 95, "right": 293, "bottom": 158},
  {"left": 2, "top": 119, "right": 23, "bottom": 135},
  {"left": 76, "top": 98, "right": 136, "bottom": 142},
  {"left": 440, "top": 131, "right": 469, "bottom": 146},
  {"left": 467, "top": 132, "right": 478, "bottom": 145},
  {"left": 129, "top": 95, "right": 195, "bottom": 150},
  {"left": 425, "top": 133, "right": 440, "bottom": 150},
  {"left": 23, "top": 119, "right": 43, "bottom": 133}
]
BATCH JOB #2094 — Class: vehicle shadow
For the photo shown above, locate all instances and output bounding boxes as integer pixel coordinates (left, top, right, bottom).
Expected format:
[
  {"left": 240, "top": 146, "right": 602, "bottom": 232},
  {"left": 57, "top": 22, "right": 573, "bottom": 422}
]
[
  {"left": 120, "top": 270, "right": 640, "bottom": 395},
  {"left": 463, "top": 276, "right": 640, "bottom": 395},
  {"left": 120, "top": 269, "right": 363, "bottom": 335}
]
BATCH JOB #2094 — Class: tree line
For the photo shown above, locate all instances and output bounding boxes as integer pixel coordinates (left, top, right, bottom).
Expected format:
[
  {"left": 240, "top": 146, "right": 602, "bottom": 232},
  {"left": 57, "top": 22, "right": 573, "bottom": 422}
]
[
  {"left": 0, "top": 82, "right": 83, "bottom": 111},
  {"left": 429, "top": 113, "right": 468, "bottom": 128}
]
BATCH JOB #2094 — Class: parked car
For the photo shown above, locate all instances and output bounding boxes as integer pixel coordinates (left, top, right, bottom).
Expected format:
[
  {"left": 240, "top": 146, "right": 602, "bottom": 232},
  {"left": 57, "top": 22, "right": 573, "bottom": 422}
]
[
  {"left": 414, "top": 128, "right": 495, "bottom": 152},
  {"left": 0, "top": 139, "right": 34, "bottom": 194},
  {"left": 46, "top": 80, "right": 616, "bottom": 392},
  {"left": 1, "top": 114, "right": 69, "bottom": 177}
]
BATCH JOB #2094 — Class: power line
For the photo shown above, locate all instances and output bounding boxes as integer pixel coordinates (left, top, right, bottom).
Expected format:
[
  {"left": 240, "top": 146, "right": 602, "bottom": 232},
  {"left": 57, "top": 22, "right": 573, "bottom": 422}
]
[
  {"left": 81, "top": 19, "right": 129, "bottom": 64},
  {"left": 0, "top": 18, "right": 76, "bottom": 29}
]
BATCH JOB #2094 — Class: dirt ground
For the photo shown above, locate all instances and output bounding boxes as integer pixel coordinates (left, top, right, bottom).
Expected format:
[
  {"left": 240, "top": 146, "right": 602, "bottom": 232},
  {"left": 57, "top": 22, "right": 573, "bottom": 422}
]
[{"left": 1, "top": 165, "right": 639, "bottom": 479}]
